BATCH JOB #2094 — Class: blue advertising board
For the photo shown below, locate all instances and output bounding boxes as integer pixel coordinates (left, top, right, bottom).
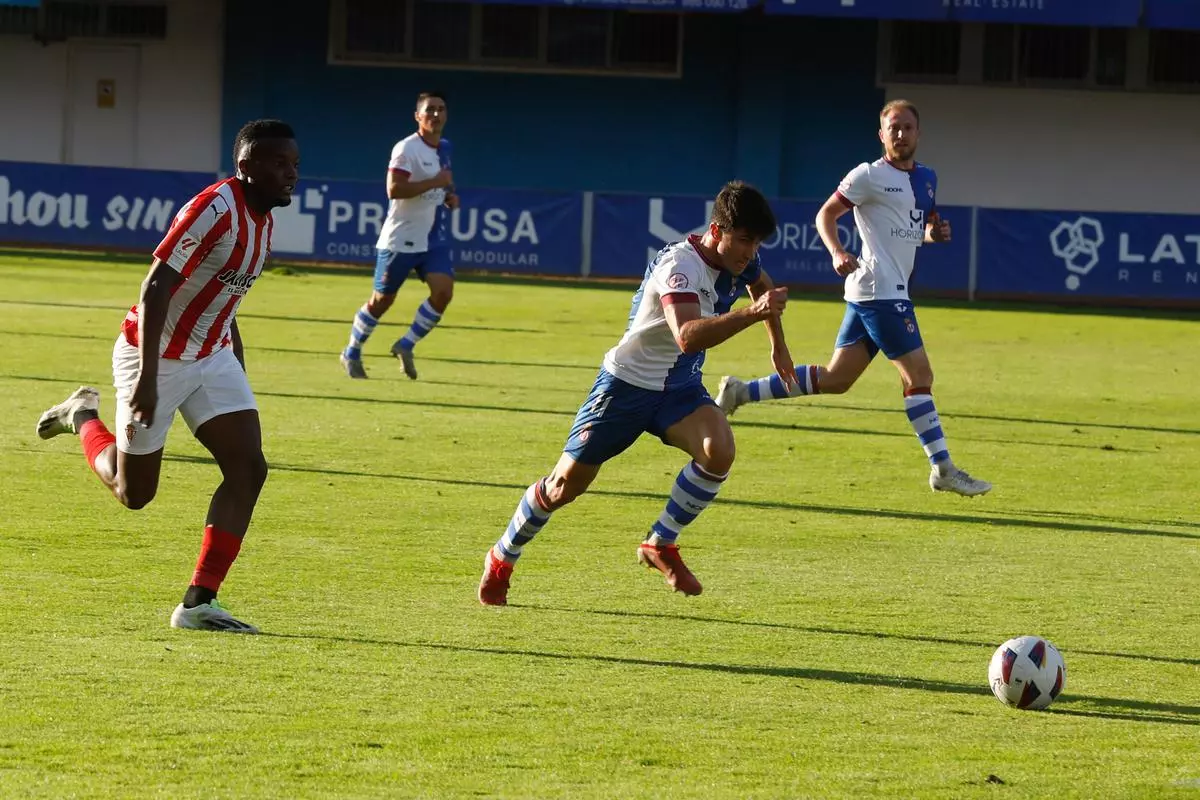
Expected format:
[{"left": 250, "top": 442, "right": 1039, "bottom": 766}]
[
  {"left": 455, "top": 0, "right": 758, "bottom": 9},
  {"left": 272, "top": 179, "right": 583, "bottom": 275},
  {"left": 0, "top": 160, "right": 211, "bottom": 253},
  {"left": 764, "top": 0, "right": 1142, "bottom": 26},
  {"left": 1144, "top": 0, "right": 1200, "bottom": 30},
  {"left": 2, "top": 160, "right": 1196, "bottom": 306},
  {"left": 975, "top": 208, "right": 1200, "bottom": 301},
  {"left": 0, "top": 161, "right": 583, "bottom": 276},
  {"left": 589, "top": 192, "right": 971, "bottom": 294},
  {"left": 763, "top": 0, "right": 944, "bottom": 20},
  {"left": 590, "top": 193, "right": 857, "bottom": 285}
]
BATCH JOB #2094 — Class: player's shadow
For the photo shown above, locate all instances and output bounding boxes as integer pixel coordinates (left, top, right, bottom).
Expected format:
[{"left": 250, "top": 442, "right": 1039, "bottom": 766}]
[
  {"left": 13, "top": 425, "right": 1197, "bottom": 541},
  {"left": 140, "top": 453, "right": 1199, "bottom": 543},
  {"left": 260, "top": 632, "right": 1200, "bottom": 727},
  {"left": 252, "top": 388, "right": 1163, "bottom": 455},
  {"left": 510, "top": 604, "right": 1200, "bottom": 668},
  {"left": 781, "top": 400, "right": 1200, "bottom": 437}
]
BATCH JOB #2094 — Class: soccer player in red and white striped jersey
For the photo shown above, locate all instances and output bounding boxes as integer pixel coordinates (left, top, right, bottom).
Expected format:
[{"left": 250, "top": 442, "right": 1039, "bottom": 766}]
[{"left": 35, "top": 120, "right": 299, "bottom": 634}]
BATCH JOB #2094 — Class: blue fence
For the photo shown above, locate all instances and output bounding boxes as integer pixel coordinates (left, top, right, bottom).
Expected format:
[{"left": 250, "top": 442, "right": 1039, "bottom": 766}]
[{"left": 1, "top": 161, "right": 1197, "bottom": 306}]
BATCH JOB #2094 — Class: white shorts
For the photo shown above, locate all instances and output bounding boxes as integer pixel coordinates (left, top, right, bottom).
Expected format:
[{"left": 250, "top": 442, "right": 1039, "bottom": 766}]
[{"left": 112, "top": 337, "right": 257, "bottom": 455}]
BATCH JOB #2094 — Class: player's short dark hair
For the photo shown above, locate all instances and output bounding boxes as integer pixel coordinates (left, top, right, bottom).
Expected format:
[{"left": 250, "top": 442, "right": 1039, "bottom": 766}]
[
  {"left": 416, "top": 90, "right": 447, "bottom": 108},
  {"left": 711, "top": 181, "right": 776, "bottom": 241},
  {"left": 880, "top": 99, "right": 919, "bottom": 126},
  {"left": 233, "top": 119, "right": 295, "bottom": 165}
]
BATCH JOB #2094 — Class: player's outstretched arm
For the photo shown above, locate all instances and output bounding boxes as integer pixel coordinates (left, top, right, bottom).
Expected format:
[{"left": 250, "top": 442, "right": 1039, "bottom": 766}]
[
  {"left": 748, "top": 270, "right": 798, "bottom": 391},
  {"left": 664, "top": 289, "right": 787, "bottom": 355}
]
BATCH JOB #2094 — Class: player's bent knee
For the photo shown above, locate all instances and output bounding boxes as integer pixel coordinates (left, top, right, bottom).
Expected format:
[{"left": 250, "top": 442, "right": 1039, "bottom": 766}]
[
  {"left": 369, "top": 293, "right": 396, "bottom": 316},
  {"left": 700, "top": 447, "right": 735, "bottom": 477},
  {"left": 248, "top": 453, "right": 269, "bottom": 493},
  {"left": 234, "top": 453, "right": 269, "bottom": 499},
  {"left": 431, "top": 289, "right": 453, "bottom": 311},
  {"left": 116, "top": 483, "right": 157, "bottom": 511},
  {"left": 546, "top": 481, "right": 584, "bottom": 508}
]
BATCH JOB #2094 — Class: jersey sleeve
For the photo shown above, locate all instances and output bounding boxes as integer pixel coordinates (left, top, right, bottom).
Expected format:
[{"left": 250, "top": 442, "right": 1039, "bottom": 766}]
[
  {"left": 388, "top": 139, "right": 414, "bottom": 175},
  {"left": 653, "top": 250, "right": 704, "bottom": 307},
  {"left": 835, "top": 162, "right": 873, "bottom": 208},
  {"left": 152, "top": 192, "right": 232, "bottom": 277}
]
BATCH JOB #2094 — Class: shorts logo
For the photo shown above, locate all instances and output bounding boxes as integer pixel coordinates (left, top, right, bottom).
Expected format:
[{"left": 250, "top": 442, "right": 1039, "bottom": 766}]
[
  {"left": 666, "top": 272, "right": 690, "bottom": 290},
  {"left": 905, "top": 318, "right": 915, "bottom": 334},
  {"left": 125, "top": 423, "right": 137, "bottom": 445},
  {"left": 893, "top": 302, "right": 908, "bottom": 313},
  {"left": 579, "top": 426, "right": 591, "bottom": 444}
]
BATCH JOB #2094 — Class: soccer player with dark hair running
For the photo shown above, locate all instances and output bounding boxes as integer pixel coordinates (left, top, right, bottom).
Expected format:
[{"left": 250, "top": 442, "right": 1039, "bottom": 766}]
[
  {"left": 716, "top": 100, "right": 992, "bottom": 497},
  {"left": 340, "top": 90, "right": 457, "bottom": 380},
  {"left": 35, "top": 119, "right": 300, "bottom": 633},
  {"left": 479, "top": 181, "right": 797, "bottom": 606}
]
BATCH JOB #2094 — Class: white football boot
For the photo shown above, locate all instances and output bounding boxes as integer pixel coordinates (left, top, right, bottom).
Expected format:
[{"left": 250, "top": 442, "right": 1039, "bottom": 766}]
[
  {"left": 36, "top": 386, "right": 100, "bottom": 440},
  {"left": 715, "top": 376, "right": 749, "bottom": 417},
  {"left": 170, "top": 600, "right": 260, "bottom": 634},
  {"left": 930, "top": 466, "right": 992, "bottom": 497}
]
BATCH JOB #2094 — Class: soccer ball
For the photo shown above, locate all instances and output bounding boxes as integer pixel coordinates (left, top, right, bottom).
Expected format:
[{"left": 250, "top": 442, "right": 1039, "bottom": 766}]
[{"left": 987, "top": 636, "right": 1066, "bottom": 710}]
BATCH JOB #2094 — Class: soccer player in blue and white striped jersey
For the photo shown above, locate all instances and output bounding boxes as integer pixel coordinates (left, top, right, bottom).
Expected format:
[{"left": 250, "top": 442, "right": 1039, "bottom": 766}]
[
  {"left": 716, "top": 100, "right": 990, "bottom": 497},
  {"left": 479, "top": 181, "right": 797, "bottom": 605}
]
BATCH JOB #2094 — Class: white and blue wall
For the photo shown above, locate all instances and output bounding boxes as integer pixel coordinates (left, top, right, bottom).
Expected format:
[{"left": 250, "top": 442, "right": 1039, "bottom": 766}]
[{"left": 1, "top": 0, "right": 1198, "bottom": 305}]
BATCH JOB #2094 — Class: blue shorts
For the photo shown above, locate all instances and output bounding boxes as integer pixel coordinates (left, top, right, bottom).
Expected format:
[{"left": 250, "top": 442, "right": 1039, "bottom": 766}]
[
  {"left": 373, "top": 248, "right": 454, "bottom": 295},
  {"left": 835, "top": 299, "right": 924, "bottom": 360},
  {"left": 563, "top": 369, "right": 715, "bottom": 465}
]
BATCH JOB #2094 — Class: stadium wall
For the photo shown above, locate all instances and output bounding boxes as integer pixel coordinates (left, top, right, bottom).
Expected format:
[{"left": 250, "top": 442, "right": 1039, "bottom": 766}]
[
  {"left": 0, "top": 0, "right": 222, "bottom": 173},
  {"left": 219, "top": 0, "right": 883, "bottom": 199},
  {"left": 884, "top": 84, "right": 1200, "bottom": 215}
]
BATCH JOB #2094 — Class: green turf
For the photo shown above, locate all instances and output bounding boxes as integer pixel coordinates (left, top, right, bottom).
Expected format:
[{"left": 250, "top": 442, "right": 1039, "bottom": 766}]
[{"left": 0, "top": 252, "right": 1197, "bottom": 798}]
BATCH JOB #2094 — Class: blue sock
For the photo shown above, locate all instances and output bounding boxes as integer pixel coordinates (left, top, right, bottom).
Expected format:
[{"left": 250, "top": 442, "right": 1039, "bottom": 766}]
[
  {"left": 398, "top": 300, "right": 442, "bottom": 352},
  {"left": 747, "top": 365, "right": 819, "bottom": 401},
  {"left": 904, "top": 389, "right": 952, "bottom": 472},
  {"left": 343, "top": 304, "right": 378, "bottom": 361},
  {"left": 647, "top": 461, "right": 727, "bottom": 545},
  {"left": 495, "top": 480, "right": 553, "bottom": 562}
]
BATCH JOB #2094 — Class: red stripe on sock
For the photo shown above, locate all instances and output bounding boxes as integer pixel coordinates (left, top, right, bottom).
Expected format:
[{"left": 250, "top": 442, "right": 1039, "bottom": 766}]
[
  {"left": 904, "top": 386, "right": 932, "bottom": 397},
  {"left": 79, "top": 419, "right": 116, "bottom": 471},
  {"left": 191, "top": 524, "right": 244, "bottom": 592},
  {"left": 533, "top": 479, "right": 553, "bottom": 512}
]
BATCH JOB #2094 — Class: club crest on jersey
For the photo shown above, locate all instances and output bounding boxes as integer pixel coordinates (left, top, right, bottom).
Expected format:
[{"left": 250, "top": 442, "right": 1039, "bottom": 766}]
[
  {"left": 926, "top": 182, "right": 934, "bottom": 199},
  {"left": 666, "top": 272, "right": 689, "bottom": 290}
]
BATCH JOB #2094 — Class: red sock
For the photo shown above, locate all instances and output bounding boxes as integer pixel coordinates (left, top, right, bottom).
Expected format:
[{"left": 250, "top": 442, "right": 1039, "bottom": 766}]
[
  {"left": 79, "top": 419, "right": 117, "bottom": 472},
  {"left": 191, "top": 525, "right": 244, "bottom": 592}
]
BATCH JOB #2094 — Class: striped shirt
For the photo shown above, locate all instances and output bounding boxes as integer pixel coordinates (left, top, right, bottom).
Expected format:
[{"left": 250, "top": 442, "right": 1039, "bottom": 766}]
[{"left": 121, "top": 178, "right": 272, "bottom": 361}]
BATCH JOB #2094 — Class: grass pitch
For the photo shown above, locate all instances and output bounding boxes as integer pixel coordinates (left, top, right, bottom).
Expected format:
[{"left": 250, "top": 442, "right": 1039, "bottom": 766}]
[{"left": 0, "top": 251, "right": 1197, "bottom": 798}]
